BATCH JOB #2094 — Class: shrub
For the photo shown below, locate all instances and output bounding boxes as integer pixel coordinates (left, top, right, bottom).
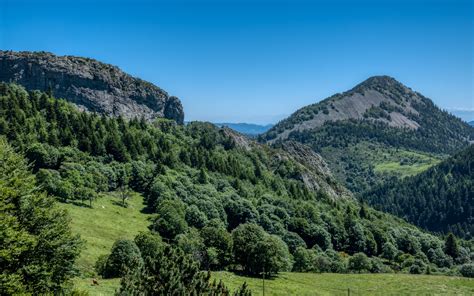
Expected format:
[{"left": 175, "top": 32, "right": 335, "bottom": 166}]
[
  {"left": 292, "top": 247, "right": 315, "bottom": 272},
  {"left": 94, "top": 254, "right": 109, "bottom": 276},
  {"left": 150, "top": 199, "right": 188, "bottom": 240},
  {"left": 232, "top": 223, "right": 291, "bottom": 275},
  {"left": 409, "top": 259, "right": 426, "bottom": 274},
  {"left": 102, "top": 239, "right": 143, "bottom": 278},
  {"left": 348, "top": 253, "right": 371, "bottom": 273},
  {"left": 459, "top": 263, "right": 474, "bottom": 278}
]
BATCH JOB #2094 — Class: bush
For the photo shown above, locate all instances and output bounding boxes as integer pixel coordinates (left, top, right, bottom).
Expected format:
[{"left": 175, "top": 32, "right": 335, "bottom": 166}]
[
  {"left": 94, "top": 254, "right": 109, "bottom": 276},
  {"left": 232, "top": 223, "right": 291, "bottom": 275},
  {"left": 292, "top": 247, "right": 315, "bottom": 272},
  {"left": 101, "top": 239, "right": 143, "bottom": 278},
  {"left": 348, "top": 253, "right": 371, "bottom": 273},
  {"left": 459, "top": 263, "right": 474, "bottom": 278},
  {"left": 408, "top": 259, "right": 426, "bottom": 274},
  {"left": 134, "top": 232, "right": 163, "bottom": 260},
  {"left": 150, "top": 199, "right": 188, "bottom": 240}
]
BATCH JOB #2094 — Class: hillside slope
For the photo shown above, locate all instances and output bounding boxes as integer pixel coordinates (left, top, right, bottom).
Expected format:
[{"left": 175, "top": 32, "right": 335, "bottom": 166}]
[
  {"left": 0, "top": 51, "right": 184, "bottom": 123},
  {"left": 2, "top": 83, "right": 470, "bottom": 280},
  {"left": 263, "top": 76, "right": 473, "bottom": 193},
  {"left": 362, "top": 145, "right": 474, "bottom": 239}
]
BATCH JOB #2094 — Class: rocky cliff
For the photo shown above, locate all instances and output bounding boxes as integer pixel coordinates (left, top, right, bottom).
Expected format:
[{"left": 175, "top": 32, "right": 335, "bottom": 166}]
[
  {"left": 221, "top": 126, "right": 352, "bottom": 200},
  {"left": 0, "top": 51, "right": 184, "bottom": 123}
]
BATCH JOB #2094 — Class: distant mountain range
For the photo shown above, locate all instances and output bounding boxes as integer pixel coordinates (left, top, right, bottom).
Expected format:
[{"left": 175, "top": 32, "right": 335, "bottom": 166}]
[
  {"left": 213, "top": 122, "right": 274, "bottom": 135},
  {"left": 470, "top": 121, "right": 474, "bottom": 127},
  {"left": 262, "top": 76, "right": 474, "bottom": 193}
]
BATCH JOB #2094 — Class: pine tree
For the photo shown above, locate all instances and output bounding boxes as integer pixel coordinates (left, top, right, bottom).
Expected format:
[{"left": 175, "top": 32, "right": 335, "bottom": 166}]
[
  {"left": 0, "top": 138, "right": 82, "bottom": 294},
  {"left": 444, "top": 233, "right": 459, "bottom": 259}
]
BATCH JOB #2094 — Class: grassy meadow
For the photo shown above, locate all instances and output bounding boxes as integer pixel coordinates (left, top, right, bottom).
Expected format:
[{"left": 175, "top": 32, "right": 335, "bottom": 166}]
[
  {"left": 58, "top": 192, "right": 150, "bottom": 274},
  {"left": 62, "top": 194, "right": 473, "bottom": 295},
  {"left": 74, "top": 272, "right": 474, "bottom": 295}
]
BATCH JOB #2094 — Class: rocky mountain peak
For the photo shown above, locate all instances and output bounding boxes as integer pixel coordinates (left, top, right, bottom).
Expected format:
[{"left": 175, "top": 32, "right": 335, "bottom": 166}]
[
  {"left": 0, "top": 50, "right": 184, "bottom": 124},
  {"left": 264, "top": 76, "right": 427, "bottom": 142},
  {"left": 356, "top": 75, "right": 402, "bottom": 89}
]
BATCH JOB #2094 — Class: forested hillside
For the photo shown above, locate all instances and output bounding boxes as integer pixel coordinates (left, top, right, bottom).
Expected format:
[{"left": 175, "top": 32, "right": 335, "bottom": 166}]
[
  {"left": 362, "top": 145, "right": 474, "bottom": 239},
  {"left": 1, "top": 83, "right": 473, "bottom": 294},
  {"left": 262, "top": 76, "right": 474, "bottom": 193}
]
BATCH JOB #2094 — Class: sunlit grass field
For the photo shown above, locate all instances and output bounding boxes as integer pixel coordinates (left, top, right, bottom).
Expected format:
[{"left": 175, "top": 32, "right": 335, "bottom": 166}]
[
  {"left": 58, "top": 192, "right": 150, "bottom": 275},
  {"left": 63, "top": 193, "right": 473, "bottom": 295},
  {"left": 74, "top": 272, "right": 474, "bottom": 295},
  {"left": 213, "top": 271, "right": 474, "bottom": 296}
]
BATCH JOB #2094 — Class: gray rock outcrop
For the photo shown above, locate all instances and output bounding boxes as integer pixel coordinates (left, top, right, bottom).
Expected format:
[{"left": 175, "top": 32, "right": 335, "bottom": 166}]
[{"left": 0, "top": 51, "right": 184, "bottom": 123}]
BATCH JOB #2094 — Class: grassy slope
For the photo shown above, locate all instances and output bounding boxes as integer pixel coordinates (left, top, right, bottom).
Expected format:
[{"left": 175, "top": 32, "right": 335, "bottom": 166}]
[
  {"left": 64, "top": 192, "right": 473, "bottom": 295},
  {"left": 320, "top": 142, "right": 443, "bottom": 193},
  {"left": 74, "top": 272, "right": 474, "bottom": 296},
  {"left": 213, "top": 272, "right": 474, "bottom": 296},
  {"left": 58, "top": 192, "right": 150, "bottom": 275}
]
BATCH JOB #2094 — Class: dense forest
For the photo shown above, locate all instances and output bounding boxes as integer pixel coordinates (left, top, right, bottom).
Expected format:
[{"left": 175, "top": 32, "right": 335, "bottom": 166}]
[
  {"left": 1, "top": 83, "right": 473, "bottom": 294},
  {"left": 362, "top": 145, "right": 474, "bottom": 239}
]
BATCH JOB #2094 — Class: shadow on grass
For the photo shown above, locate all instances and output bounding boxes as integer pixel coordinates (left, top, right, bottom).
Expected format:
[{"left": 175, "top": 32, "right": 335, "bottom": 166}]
[{"left": 229, "top": 269, "right": 278, "bottom": 280}]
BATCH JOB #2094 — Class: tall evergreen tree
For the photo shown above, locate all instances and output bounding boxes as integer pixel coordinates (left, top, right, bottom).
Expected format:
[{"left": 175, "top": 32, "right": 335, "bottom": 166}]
[{"left": 0, "top": 138, "right": 82, "bottom": 294}]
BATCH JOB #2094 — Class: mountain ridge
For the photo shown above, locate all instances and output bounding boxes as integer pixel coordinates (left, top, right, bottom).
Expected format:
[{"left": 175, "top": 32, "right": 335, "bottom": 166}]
[
  {"left": 213, "top": 122, "right": 274, "bottom": 135},
  {"left": 265, "top": 76, "right": 453, "bottom": 142},
  {"left": 0, "top": 50, "right": 184, "bottom": 123},
  {"left": 262, "top": 76, "right": 474, "bottom": 193}
]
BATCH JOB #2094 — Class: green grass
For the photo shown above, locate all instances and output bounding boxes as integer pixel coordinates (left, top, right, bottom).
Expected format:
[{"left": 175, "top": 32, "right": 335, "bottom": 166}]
[
  {"left": 60, "top": 191, "right": 472, "bottom": 295},
  {"left": 73, "top": 278, "right": 121, "bottom": 295},
  {"left": 73, "top": 272, "right": 474, "bottom": 296},
  {"left": 213, "top": 272, "right": 474, "bottom": 296},
  {"left": 58, "top": 192, "right": 150, "bottom": 274},
  {"left": 320, "top": 142, "right": 444, "bottom": 193},
  {"left": 373, "top": 150, "right": 442, "bottom": 177}
]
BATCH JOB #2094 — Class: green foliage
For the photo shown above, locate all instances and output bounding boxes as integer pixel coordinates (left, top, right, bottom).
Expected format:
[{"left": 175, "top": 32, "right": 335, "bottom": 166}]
[
  {"left": 0, "top": 83, "right": 471, "bottom": 284},
  {"left": 0, "top": 138, "right": 81, "bottom": 294},
  {"left": 150, "top": 199, "right": 188, "bottom": 240},
  {"left": 100, "top": 239, "right": 143, "bottom": 278},
  {"left": 117, "top": 241, "right": 247, "bottom": 295},
  {"left": 232, "top": 223, "right": 292, "bottom": 276},
  {"left": 134, "top": 231, "right": 164, "bottom": 260},
  {"left": 348, "top": 253, "right": 371, "bottom": 273},
  {"left": 459, "top": 263, "right": 474, "bottom": 278},
  {"left": 200, "top": 222, "right": 233, "bottom": 270},
  {"left": 445, "top": 233, "right": 460, "bottom": 259},
  {"left": 363, "top": 146, "right": 474, "bottom": 238}
]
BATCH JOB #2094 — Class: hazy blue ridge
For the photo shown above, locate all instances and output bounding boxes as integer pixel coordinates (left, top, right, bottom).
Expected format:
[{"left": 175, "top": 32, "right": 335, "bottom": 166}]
[{"left": 213, "top": 122, "right": 274, "bottom": 135}]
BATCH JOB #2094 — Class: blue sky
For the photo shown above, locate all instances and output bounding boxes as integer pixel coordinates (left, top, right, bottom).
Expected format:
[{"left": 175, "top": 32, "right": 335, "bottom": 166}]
[{"left": 1, "top": 0, "right": 473, "bottom": 123}]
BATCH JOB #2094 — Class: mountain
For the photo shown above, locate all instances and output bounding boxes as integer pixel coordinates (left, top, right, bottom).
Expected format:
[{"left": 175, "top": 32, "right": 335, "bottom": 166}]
[
  {"left": 470, "top": 121, "right": 474, "bottom": 127},
  {"left": 0, "top": 51, "right": 184, "bottom": 123},
  {"left": 263, "top": 76, "right": 474, "bottom": 193},
  {"left": 213, "top": 122, "right": 273, "bottom": 135},
  {"left": 2, "top": 82, "right": 467, "bottom": 283},
  {"left": 362, "top": 145, "right": 474, "bottom": 239}
]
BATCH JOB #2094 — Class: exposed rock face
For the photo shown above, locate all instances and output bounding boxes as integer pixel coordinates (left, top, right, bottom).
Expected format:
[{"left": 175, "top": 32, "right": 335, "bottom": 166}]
[
  {"left": 266, "top": 76, "right": 425, "bottom": 142},
  {"left": 277, "top": 141, "right": 352, "bottom": 200},
  {"left": 0, "top": 51, "right": 184, "bottom": 124},
  {"left": 222, "top": 127, "right": 351, "bottom": 200}
]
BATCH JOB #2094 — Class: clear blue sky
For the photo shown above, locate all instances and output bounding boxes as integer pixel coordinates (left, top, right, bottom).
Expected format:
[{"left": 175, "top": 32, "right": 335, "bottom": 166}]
[{"left": 1, "top": 0, "right": 473, "bottom": 123}]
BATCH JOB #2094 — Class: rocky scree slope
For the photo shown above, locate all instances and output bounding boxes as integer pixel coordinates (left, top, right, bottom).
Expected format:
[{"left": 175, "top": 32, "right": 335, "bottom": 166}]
[{"left": 0, "top": 51, "right": 184, "bottom": 123}]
